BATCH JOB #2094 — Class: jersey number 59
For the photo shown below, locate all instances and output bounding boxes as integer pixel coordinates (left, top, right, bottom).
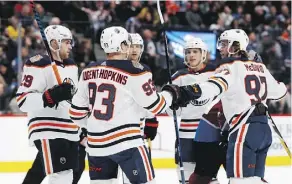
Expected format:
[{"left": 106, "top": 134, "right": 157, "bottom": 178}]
[
  {"left": 88, "top": 83, "right": 116, "bottom": 121},
  {"left": 244, "top": 75, "right": 267, "bottom": 105}
]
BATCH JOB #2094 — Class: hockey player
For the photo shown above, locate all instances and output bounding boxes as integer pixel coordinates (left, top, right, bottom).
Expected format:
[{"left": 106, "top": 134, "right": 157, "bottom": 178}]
[
  {"left": 165, "top": 29, "right": 287, "bottom": 184},
  {"left": 69, "top": 26, "right": 183, "bottom": 184},
  {"left": 129, "top": 33, "right": 159, "bottom": 143},
  {"left": 16, "top": 25, "right": 80, "bottom": 184},
  {"left": 166, "top": 37, "right": 223, "bottom": 184}
]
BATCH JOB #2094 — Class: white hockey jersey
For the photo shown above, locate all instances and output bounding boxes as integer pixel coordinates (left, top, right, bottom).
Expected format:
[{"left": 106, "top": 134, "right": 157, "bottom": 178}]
[
  {"left": 196, "top": 57, "right": 287, "bottom": 131},
  {"left": 167, "top": 65, "right": 217, "bottom": 138},
  {"left": 70, "top": 60, "right": 172, "bottom": 156},
  {"left": 16, "top": 54, "right": 79, "bottom": 145}
]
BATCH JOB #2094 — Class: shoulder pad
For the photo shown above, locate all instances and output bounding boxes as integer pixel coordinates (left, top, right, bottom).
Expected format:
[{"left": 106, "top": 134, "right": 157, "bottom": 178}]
[
  {"left": 63, "top": 58, "right": 76, "bottom": 66},
  {"left": 199, "top": 63, "right": 216, "bottom": 73},
  {"left": 171, "top": 68, "right": 189, "bottom": 81},
  {"left": 217, "top": 56, "right": 249, "bottom": 67},
  {"left": 25, "top": 54, "right": 51, "bottom": 67},
  {"left": 85, "top": 60, "right": 105, "bottom": 68},
  {"left": 104, "top": 60, "right": 151, "bottom": 75}
]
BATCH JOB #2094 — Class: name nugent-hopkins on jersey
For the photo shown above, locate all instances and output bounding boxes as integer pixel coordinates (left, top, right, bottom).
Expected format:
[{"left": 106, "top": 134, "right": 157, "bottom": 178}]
[
  {"left": 16, "top": 54, "right": 79, "bottom": 145},
  {"left": 69, "top": 60, "right": 172, "bottom": 156}
]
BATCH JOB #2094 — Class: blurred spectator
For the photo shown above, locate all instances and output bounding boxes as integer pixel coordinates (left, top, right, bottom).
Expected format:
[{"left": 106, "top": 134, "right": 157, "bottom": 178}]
[
  {"left": 277, "top": 5, "right": 290, "bottom": 27},
  {"left": 19, "top": 3, "right": 34, "bottom": 28},
  {"left": 4, "top": 16, "right": 25, "bottom": 40},
  {"left": 240, "top": 13, "right": 253, "bottom": 33},
  {"left": 185, "top": 2, "right": 204, "bottom": 30},
  {"left": 49, "top": 17, "right": 61, "bottom": 25},
  {"left": 247, "top": 32, "right": 258, "bottom": 51},
  {"left": 165, "top": 2, "right": 180, "bottom": 27},
  {"left": 0, "top": 59, "right": 17, "bottom": 113},
  {"left": 219, "top": 5, "right": 233, "bottom": 28},
  {"left": 209, "top": 17, "right": 225, "bottom": 33},
  {"left": 81, "top": 1, "right": 112, "bottom": 43},
  {"left": 258, "top": 31, "right": 283, "bottom": 75},
  {"left": 253, "top": 6, "right": 266, "bottom": 28},
  {"left": 232, "top": 5, "right": 244, "bottom": 20},
  {"left": 35, "top": 3, "right": 53, "bottom": 27},
  {"left": 137, "top": 1, "right": 160, "bottom": 25}
]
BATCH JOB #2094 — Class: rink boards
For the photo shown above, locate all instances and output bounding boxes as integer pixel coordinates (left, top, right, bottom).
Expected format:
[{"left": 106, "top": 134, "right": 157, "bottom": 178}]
[{"left": 0, "top": 115, "right": 291, "bottom": 172}]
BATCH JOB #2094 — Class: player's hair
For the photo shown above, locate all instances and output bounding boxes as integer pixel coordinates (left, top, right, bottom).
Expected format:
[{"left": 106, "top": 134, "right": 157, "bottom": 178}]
[{"left": 232, "top": 41, "right": 249, "bottom": 58}]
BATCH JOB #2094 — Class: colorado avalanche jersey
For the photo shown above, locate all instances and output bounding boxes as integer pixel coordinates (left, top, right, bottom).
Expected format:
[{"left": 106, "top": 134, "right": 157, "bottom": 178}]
[
  {"left": 196, "top": 57, "right": 287, "bottom": 131},
  {"left": 16, "top": 54, "right": 79, "bottom": 145},
  {"left": 167, "top": 64, "right": 217, "bottom": 139},
  {"left": 70, "top": 60, "right": 172, "bottom": 156}
]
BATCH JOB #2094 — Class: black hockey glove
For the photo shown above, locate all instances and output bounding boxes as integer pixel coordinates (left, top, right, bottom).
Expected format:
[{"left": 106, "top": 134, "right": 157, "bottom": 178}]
[
  {"left": 79, "top": 128, "right": 88, "bottom": 147},
  {"left": 42, "top": 83, "right": 74, "bottom": 108},
  {"left": 144, "top": 117, "right": 159, "bottom": 141},
  {"left": 162, "top": 84, "right": 202, "bottom": 110}
]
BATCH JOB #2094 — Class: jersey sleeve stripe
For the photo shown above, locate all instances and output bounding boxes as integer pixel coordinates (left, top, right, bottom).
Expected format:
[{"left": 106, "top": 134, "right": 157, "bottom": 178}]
[
  {"left": 216, "top": 76, "right": 228, "bottom": 88},
  {"left": 18, "top": 98, "right": 27, "bottom": 108},
  {"left": 71, "top": 104, "right": 89, "bottom": 111},
  {"left": 28, "top": 122, "right": 79, "bottom": 132},
  {"left": 209, "top": 77, "right": 228, "bottom": 91},
  {"left": 145, "top": 94, "right": 160, "bottom": 110},
  {"left": 88, "top": 129, "right": 141, "bottom": 142},
  {"left": 207, "top": 80, "right": 223, "bottom": 94},
  {"left": 69, "top": 109, "right": 88, "bottom": 116},
  {"left": 151, "top": 96, "right": 166, "bottom": 114},
  {"left": 16, "top": 92, "right": 29, "bottom": 102}
]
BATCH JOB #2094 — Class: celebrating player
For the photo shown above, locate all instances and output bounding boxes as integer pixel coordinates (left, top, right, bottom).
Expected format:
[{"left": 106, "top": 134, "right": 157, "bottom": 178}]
[
  {"left": 16, "top": 25, "right": 80, "bottom": 184},
  {"left": 165, "top": 29, "right": 287, "bottom": 184},
  {"left": 166, "top": 37, "right": 222, "bottom": 184},
  {"left": 69, "top": 26, "right": 182, "bottom": 184}
]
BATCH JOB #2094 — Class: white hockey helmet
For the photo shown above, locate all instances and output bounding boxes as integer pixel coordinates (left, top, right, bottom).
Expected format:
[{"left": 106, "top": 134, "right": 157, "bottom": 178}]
[
  {"left": 44, "top": 25, "right": 74, "bottom": 51},
  {"left": 217, "top": 29, "right": 249, "bottom": 54},
  {"left": 184, "top": 37, "right": 208, "bottom": 68},
  {"left": 100, "top": 26, "right": 132, "bottom": 53},
  {"left": 130, "top": 33, "right": 144, "bottom": 51}
]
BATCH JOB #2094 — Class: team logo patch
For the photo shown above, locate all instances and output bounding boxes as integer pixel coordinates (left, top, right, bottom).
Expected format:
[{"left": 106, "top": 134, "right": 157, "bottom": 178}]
[
  {"left": 60, "top": 157, "right": 66, "bottom": 164},
  {"left": 29, "top": 55, "right": 43, "bottom": 63},
  {"left": 133, "top": 170, "right": 138, "bottom": 175}
]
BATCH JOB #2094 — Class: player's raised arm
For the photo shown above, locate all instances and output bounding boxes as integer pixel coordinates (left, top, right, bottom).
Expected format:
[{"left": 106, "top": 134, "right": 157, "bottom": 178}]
[
  {"left": 130, "top": 69, "right": 174, "bottom": 115},
  {"left": 69, "top": 70, "right": 90, "bottom": 128}
]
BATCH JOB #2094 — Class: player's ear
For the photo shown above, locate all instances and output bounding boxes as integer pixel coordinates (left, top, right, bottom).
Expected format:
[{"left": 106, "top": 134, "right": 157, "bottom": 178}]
[{"left": 50, "top": 39, "right": 59, "bottom": 50}]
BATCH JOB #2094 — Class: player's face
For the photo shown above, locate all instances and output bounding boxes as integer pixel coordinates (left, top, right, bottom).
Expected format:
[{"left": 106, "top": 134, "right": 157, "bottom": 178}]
[
  {"left": 121, "top": 42, "right": 130, "bottom": 59},
  {"left": 59, "top": 39, "right": 72, "bottom": 59},
  {"left": 185, "top": 48, "right": 202, "bottom": 67},
  {"left": 217, "top": 40, "right": 229, "bottom": 58},
  {"left": 130, "top": 44, "right": 143, "bottom": 62}
]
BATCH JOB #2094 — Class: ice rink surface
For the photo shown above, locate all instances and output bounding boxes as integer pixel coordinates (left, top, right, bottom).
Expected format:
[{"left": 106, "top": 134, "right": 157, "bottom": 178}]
[{"left": 0, "top": 166, "right": 291, "bottom": 184}]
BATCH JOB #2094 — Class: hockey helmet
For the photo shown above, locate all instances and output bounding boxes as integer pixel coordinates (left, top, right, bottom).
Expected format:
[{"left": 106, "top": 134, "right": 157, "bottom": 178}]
[
  {"left": 217, "top": 29, "right": 249, "bottom": 55},
  {"left": 100, "top": 26, "right": 132, "bottom": 54},
  {"left": 183, "top": 37, "right": 208, "bottom": 68},
  {"left": 44, "top": 25, "right": 74, "bottom": 51}
]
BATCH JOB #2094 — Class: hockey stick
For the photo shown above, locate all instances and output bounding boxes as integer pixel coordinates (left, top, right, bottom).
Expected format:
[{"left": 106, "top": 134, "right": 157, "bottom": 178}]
[
  {"left": 147, "top": 138, "right": 152, "bottom": 159},
  {"left": 156, "top": 1, "right": 186, "bottom": 183},
  {"left": 267, "top": 112, "right": 291, "bottom": 159},
  {"left": 30, "top": 0, "right": 62, "bottom": 85}
]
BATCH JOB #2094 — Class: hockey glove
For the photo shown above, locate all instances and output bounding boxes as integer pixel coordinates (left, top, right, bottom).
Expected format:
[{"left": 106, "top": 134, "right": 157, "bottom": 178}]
[
  {"left": 162, "top": 84, "right": 202, "bottom": 110},
  {"left": 42, "top": 83, "right": 74, "bottom": 108},
  {"left": 79, "top": 128, "right": 88, "bottom": 147},
  {"left": 144, "top": 117, "right": 159, "bottom": 141}
]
